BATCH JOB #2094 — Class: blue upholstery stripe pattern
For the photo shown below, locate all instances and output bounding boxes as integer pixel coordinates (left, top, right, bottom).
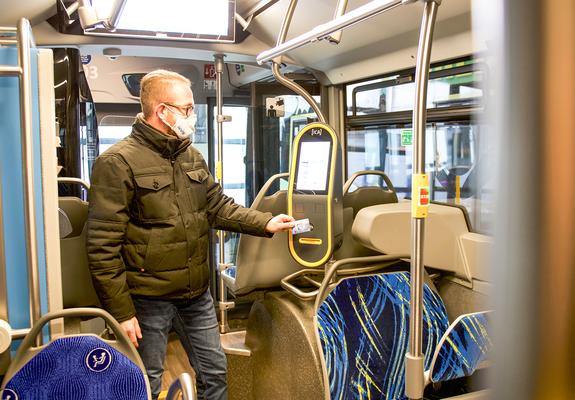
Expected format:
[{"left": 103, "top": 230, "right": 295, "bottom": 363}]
[
  {"left": 316, "top": 272, "right": 449, "bottom": 400},
  {"left": 3, "top": 336, "right": 147, "bottom": 400},
  {"left": 430, "top": 311, "right": 492, "bottom": 383},
  {"left": 224, "top": 265, "right": 237, "bottom": 279}
]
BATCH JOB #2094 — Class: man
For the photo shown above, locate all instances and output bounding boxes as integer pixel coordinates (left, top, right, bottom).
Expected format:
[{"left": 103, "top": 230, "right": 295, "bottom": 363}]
[{"left": 86, "top": 69, "right": 295, "bottom": 400}]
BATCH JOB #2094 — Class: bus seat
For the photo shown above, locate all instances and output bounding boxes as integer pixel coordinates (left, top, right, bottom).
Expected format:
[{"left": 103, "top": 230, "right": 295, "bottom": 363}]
[
  {"left": 59, "top": 208, "right": 73, "bottom": 238},
  {"left": 332, "top": 207, "right": 380, "bottom": 260},
  {"left": 343, "top": 184, "right": 398, "bottom": 218},
  {"left": 59, "top": 197, "right": 101, "bottom": 308},
  {"left": 459, "top": 233, "right": 492, "bottom": 283},
  {"left": 316, "top": 271, "right": 449, "bottom": 400},
  {"left": 0, "top": 308, "right": 151, "bottom": 400},
  {"left": 333, "top": 171, "right": 398, "bottom": 260},
  {"left": 343, "top": 170, "right": 398, "bottom": 218},
  {"left": 59, "top": 196, "right": 88, "bottom": 237},
  {"left": 426, "top": 311, "right": 493, "bottom": 385},
  {"left": 352, "top": 202, "right": 477, "bottom": 281},
  {"left": 222, "top": 174, "right": 303, "bottom": 296}
]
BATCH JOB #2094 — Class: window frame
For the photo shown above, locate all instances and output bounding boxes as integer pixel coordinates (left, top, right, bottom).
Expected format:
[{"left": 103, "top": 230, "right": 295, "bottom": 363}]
[
  {"left": 344, "top": 56, "right": 484, "bottom": 180},
  {"left": 343, "top": 56, "right": 489, "bottom": 232}
]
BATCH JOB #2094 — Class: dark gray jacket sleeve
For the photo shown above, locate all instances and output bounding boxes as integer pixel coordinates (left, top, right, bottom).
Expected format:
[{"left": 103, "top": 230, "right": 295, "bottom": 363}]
[{"left": 202, "top": 161, "right": 273, "bottom": 236}]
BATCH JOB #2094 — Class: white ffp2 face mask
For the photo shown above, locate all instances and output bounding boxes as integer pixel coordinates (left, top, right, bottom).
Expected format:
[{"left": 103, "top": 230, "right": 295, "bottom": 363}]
[{"left": 162, "top": 112, "right": 197, "bottom": 140}]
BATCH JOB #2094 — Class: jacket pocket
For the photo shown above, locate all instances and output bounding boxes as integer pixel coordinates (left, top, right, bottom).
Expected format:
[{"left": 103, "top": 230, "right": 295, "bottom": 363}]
[
  {"left": 186, "top": 169, "right": 208, "bottom": 184},
  {"left": 185, "top": 169, "right": 208, "bottom": 210},
  {"left": 134, "top": 173, "right": 178, "bottom": 221}
]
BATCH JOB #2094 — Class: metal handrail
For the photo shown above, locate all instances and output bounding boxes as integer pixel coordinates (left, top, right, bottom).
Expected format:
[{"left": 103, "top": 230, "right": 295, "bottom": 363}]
[
  {"left": 0, "top": 183, "right": 7, "bottom": 332},
  {"left": 14, "top": 18, "right": 42, "bottom": 342},
  {"left": 235, "top": 0, "right": 281, "bottom": 30},
  {"left": 166, "top": 372, "right": 197, "bottom": 400},
  {"left": 325, "top": 0, "right": 349, "bottom": 44},
  {"left": 107, "top": 0, "right": 128, "bottom": 30},
  {"left": 0, "top": 19, "right": 42, "bottom": 345},
  {"left": 0, "top": 66, "right": 22, "bottom": 75},
  {"left": 280, "top": 268, "right": 326, "bottom": 300},
  {"left": 313, "top": 254, "right": 409, "bottom": 312},
  {"left": 251, "top": 172, "right": 289, "bottom": 208},
  {"left": 57, "top": 177, "right": 91, "bottom": 191},
  {"left": 271, "top": 0, "right": 326, "bottom": 122},
  {"left": 343, "top": 170, "right": 396, "bottom": 194},
  {"left": 281, "top": 255, "right": 408, "bottom": 302},
  {"left": 257, "top": 0, "right": 407, "bottom": 64}
]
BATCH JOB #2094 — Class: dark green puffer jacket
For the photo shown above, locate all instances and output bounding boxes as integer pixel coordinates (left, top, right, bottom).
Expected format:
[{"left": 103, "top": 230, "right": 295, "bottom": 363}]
[{"left": 87, "top": 117, "right": 273, "bottom": 322}]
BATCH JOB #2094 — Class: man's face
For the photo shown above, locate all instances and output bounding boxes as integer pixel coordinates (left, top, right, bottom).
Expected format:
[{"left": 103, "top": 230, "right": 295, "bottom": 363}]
[{"left": 156, "top": 82, "right": 195, "bottom": 135}]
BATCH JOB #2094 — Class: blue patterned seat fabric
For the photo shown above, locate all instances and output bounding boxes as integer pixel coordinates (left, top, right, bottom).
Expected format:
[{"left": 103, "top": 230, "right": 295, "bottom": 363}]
[
  {"left": 430, "top": 311, "right": 492, "bottom": 383},
  {"left": 224, "top": 265, "right": 237, "bottom": 279},
  {"left": 316, "top": 271, "right": 449, "bottom": 400},
  {"left": 2, "top": 335, "right": 147, "bottom": 400}
]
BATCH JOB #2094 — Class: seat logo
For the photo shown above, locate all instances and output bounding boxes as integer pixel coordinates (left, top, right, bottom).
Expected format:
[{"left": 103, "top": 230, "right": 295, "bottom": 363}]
[
  {"left": 1, "top": 389, "right": 18, "bottom": 400},
  {"left": 86, "top": 348, "right": 112, "bottom": 372}
]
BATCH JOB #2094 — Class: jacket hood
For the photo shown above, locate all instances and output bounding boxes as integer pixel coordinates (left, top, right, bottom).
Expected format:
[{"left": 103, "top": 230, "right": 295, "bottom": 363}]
[{"left": 131, "top": 114, "right": 191, "bottom": 158}]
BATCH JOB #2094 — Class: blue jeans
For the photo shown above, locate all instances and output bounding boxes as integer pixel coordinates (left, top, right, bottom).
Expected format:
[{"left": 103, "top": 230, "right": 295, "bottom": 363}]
[{"left": 133, "top": 289, "right": 227, "bottom": 400}]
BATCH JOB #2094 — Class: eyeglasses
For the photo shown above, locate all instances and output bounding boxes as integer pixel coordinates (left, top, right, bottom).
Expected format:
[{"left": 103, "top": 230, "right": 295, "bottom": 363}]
[{"left": 163, "top": 102, "right": 195, "bottom": 117}]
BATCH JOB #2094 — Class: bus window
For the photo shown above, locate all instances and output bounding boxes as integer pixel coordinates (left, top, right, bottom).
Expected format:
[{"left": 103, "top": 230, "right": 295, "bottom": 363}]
[
  {"left": 347, "top": 58, "right": 482, "bottom": 116},
  {"left": 345, "top": 57, "right": 491, "bottom": 232},
  {"left": 97, "top": 115, "right": 134, "bottom": 155}
]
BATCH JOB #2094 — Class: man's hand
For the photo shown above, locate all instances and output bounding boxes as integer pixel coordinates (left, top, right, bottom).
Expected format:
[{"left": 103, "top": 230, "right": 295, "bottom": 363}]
[
  {"left": 120, "top": 316, "right": 142, "bottom": 348},
  {"left": 265, "top": 214, "right": 296, "bottom": 233}
]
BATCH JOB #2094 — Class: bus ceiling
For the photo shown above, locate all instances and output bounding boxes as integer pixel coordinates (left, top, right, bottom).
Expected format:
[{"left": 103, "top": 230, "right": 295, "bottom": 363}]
[{"left": 0, "top": 0, "right": 474, "bottom": 85}]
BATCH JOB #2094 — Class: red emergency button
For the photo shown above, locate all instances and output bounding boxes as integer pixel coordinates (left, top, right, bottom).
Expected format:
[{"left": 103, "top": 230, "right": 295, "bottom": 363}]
[{"left": 420, "top": 187, "right": 429, "bottom": 206}]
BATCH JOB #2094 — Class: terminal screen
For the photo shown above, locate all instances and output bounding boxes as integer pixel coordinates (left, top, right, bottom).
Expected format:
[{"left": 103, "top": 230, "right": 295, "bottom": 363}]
[{"left": 296, "top": 141, "right": 331, "bottom": 192}]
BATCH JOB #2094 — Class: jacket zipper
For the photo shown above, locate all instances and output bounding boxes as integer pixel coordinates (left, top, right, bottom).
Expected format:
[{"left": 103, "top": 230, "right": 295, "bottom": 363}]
[{"left": 172, "top": 156, "right": 192, "bottom": 269}]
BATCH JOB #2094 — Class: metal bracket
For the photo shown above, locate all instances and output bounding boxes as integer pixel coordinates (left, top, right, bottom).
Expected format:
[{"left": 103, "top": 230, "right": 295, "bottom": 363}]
[
  {"left": 218, "top": 263, "right": 233, "bottom": 272},
  {"left": 216, "top": 115, "right": 232, "bottom": 123},
  {"left": 405, "top": 353, "right": 425, "bottom": 398},
  {"left": 219, "top": 301, "right": 236, "bottom": 311}
]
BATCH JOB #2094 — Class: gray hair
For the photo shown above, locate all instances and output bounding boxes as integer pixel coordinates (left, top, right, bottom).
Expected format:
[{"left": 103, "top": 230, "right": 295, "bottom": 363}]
[{"left": 139, "top": 69, "right": 192, "bottom": 118}]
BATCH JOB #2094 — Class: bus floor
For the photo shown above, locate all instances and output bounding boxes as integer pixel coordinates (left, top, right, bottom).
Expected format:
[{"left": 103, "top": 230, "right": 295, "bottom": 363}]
[
  {"left": 159, "top": 333, "right": 195, "bottom": 399},
  {"left": 157, "top": 296, "right": 256, "bottom": 399}
]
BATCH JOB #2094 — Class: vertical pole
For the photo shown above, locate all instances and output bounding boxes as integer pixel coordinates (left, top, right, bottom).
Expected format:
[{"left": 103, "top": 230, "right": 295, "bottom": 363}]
[
  {"left": 0, "top": 180, "right": 9, "bottom": 372},
  {"left": 17, "top": 18, "right": 42, "bottom": 343},
  {"left": 214, "top": 54, "right": 229, "bottom": 334},
  {"left": 405, "top": 2, "right": 439, "bottom": 399}
]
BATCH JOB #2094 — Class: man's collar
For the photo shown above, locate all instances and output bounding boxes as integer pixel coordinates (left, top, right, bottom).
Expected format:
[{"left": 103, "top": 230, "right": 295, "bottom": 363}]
[{"left": 131, "top": 114, "right": 191, "bottom": 158}]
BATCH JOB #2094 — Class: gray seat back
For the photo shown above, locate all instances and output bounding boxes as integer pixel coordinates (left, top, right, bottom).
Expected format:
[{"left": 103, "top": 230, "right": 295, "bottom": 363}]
[
  {"left": 332, "top": 207, "right": 380, "bottom": 260},
  {"left": 59, "top": 197, "right": 101, "bottom": 308},
  {"left": 333, "top": 171, "right": 398, "bottom": 260},
  {"left": 225, "top": 174, "right": 304, "bottom": 296},
  {"left": 343, "top": 170, "right": 398, "bottom": 218}
]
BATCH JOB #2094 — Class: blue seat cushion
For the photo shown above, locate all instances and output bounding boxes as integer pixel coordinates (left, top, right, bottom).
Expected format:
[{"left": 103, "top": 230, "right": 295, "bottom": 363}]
[
  {"left": 430, "top": 311, "right": 492, "bottom": 383},
  {"left": 316, "top": 271, "right": 449, "bottom": 400},
  {"left": 2, "top": 336, "right": 147, "bottom": 400}
]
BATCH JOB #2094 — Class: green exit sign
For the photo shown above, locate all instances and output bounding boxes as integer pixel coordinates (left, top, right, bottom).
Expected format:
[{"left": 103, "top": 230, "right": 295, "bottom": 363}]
[{"left": 401, "top": 129, "right": 413, "bottom": 146}]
